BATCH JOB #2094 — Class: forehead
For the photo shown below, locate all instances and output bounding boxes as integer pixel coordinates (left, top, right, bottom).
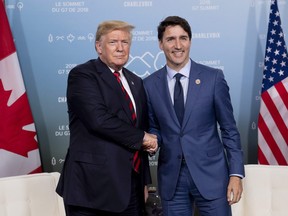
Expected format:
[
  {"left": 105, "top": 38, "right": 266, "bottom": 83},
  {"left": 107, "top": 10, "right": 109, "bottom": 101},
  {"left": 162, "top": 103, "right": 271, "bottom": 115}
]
[
  {"left": 163, "top": 25, "right": 188, "bottom": 37},
  {"left": 103, "top": 29, "right": 131, "bottom": 39}
]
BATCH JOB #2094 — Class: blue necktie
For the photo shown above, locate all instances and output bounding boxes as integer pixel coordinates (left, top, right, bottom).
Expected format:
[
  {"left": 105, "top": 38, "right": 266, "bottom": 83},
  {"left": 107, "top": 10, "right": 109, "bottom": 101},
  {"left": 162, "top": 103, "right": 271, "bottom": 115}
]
[{"left": 174, "top": 73, "right": 184, "bottom": 125}]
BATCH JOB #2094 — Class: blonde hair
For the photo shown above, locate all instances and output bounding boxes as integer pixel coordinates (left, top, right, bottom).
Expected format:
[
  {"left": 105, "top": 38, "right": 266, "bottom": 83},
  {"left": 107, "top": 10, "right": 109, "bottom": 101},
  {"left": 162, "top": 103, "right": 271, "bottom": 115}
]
[{"left": 95, "top": 20, "right": 135, "bottom": 43}]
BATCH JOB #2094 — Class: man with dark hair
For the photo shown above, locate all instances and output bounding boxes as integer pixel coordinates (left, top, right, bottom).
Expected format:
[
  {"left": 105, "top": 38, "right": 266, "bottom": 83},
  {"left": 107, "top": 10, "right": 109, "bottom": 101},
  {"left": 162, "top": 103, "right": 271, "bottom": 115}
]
[{"left": 144, "top": 16, "right": 244, "bottom": 216}]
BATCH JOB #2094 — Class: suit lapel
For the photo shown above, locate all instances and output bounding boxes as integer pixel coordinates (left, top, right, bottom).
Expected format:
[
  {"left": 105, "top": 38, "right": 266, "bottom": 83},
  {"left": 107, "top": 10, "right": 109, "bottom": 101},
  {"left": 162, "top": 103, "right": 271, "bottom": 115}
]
[
  {"left": 94, "top": 59, "right": 134, "bottom": 124},
  {"left": 182, "top": 60, "right": 201, "bottom": 128}
]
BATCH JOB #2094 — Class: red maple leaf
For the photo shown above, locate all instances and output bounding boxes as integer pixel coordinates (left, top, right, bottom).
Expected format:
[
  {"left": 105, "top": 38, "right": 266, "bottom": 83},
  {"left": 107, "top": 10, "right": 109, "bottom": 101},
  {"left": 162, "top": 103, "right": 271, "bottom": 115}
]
[{"left": 0, "top": 79, "right": 38, "bottom": 157}]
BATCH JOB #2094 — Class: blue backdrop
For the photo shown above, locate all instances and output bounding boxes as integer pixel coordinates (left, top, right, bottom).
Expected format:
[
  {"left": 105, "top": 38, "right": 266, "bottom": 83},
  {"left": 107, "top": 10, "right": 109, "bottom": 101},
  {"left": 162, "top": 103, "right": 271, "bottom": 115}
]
[{"left": 4, "top": 0, "right": 288, "bottom": 188}]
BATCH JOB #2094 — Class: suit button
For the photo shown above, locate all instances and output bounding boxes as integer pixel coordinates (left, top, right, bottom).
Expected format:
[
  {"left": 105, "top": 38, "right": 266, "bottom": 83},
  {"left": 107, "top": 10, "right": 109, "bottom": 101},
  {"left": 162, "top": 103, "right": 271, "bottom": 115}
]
[
  {"left": 179, "top": 131, "right": 183, "bottom": 137},
  {"left": 177, "top": 155, "right": 182, "bottom": 160}
]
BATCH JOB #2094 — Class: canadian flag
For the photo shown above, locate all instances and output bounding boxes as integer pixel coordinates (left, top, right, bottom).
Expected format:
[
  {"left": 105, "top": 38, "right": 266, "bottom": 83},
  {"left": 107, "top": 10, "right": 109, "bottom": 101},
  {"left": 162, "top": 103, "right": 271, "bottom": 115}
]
[{"left": 0, "top": 1, "right": 42, "bottom": 177}]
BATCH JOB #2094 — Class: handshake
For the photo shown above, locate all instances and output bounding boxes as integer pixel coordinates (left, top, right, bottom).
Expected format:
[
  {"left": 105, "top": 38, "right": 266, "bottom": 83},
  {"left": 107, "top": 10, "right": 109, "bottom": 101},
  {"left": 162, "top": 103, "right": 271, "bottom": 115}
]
[{"left": 142, "top": 132, "right": 158, "bottom": 155}]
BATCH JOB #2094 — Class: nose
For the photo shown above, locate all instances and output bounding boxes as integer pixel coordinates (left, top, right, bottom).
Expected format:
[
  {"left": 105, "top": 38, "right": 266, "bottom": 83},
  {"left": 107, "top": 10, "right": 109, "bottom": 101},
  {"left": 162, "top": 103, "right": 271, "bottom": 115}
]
[
  {"left": 116, "top": 42, "right": 124, "bottom": 51},
  {"left": 174, "top": 39, "right": 181, "bottom": 49}
]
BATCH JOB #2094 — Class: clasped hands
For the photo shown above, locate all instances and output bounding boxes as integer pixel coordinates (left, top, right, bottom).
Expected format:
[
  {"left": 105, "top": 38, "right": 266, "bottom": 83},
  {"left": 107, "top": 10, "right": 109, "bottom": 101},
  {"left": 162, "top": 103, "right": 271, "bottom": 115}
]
[{"left": 142, "top": 132, "right": 158, "bottom": 155}]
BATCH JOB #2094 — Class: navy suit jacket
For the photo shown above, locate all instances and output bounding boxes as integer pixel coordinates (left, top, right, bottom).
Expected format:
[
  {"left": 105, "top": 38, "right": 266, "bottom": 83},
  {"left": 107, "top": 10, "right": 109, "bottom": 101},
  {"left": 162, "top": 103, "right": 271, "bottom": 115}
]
[
  {"left": 56, "top": 58, "right": 151, "bottom": 212},
  {"left": 144, "top": 59, "right": 244, "bottom": 200}
]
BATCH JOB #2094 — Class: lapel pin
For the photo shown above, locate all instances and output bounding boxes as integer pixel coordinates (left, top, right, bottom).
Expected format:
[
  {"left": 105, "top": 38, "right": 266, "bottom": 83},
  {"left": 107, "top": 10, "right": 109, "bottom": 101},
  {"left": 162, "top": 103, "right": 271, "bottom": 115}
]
[
  {"left": 195, "top": 79, "right": 201, "bottom": 84},
  {"left": 131, "top": 81, "right": 134, "bottom": 85}
]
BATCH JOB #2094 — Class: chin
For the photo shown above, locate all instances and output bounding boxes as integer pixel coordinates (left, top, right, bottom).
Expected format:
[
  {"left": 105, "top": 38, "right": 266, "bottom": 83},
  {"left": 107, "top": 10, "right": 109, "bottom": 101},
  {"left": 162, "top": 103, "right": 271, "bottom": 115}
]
[{"left": 173, "top": 60, "right": 185, "bottom": 65}]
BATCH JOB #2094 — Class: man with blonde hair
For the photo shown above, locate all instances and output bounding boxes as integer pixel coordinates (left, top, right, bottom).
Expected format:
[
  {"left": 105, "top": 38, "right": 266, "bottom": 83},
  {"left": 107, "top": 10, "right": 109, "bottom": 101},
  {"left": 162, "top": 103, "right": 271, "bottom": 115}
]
[{"left": 57, "top": 20, "right": 157, "bottom": 216}]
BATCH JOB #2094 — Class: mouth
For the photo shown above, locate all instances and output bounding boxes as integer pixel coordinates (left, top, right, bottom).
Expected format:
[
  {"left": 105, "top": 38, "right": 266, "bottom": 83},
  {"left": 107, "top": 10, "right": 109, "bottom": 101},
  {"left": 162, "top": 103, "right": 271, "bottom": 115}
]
[
  {"left": 114, "top": 55, "right": 126, "bottom": 58},
  {"left": 172, "top": 50, "right": 184, "bottom": 56}
]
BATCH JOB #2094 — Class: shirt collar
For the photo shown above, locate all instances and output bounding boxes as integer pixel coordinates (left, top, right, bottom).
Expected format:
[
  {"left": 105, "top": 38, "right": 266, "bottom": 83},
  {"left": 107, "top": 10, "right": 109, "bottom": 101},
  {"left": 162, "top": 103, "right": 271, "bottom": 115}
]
[
  {"left": 166, "top": 59, "right": 191, "bottom": 80},
  {"left": 109, "top": 67, "right": 123, "bottom": 76}
]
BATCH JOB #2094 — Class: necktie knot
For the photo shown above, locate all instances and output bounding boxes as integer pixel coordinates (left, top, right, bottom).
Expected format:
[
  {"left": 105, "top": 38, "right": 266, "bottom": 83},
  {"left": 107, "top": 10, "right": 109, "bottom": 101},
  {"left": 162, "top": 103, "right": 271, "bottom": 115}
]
[
  {"left": 174, "top": 73, "right": 183, "bottom": 81},
  {"left": 114, "top": 71, "right": 120, "bottom": 78}
]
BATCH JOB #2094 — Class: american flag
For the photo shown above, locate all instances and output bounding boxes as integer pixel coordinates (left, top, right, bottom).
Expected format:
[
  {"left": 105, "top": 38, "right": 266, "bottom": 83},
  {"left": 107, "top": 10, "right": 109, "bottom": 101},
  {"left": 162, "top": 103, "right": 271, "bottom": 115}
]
[{"left": 258, "top": 0, "right": 288, "bottom": 165}]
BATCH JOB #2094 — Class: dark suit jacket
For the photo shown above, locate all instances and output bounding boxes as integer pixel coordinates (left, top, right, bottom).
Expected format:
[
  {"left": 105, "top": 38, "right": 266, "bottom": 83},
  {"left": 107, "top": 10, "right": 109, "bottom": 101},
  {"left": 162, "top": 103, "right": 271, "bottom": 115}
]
[
  {"left": 56, "top": 58, "right": 151, "bottom": 212},
  {"left": 144, "top": 59, "right": 244, "bottom": 201}
]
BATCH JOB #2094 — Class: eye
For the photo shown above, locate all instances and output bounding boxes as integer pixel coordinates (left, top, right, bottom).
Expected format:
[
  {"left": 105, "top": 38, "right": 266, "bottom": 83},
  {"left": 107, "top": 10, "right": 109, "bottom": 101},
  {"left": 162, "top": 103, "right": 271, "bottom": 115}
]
[
  {"left": 180, "top": 36, "right": 189, "bottom": 41},
  {"left": 166, "top": 37, "right": 174, "bottom": 42},
  {"left": 122, "top": 41, "right": 129, "bottom": 45}
]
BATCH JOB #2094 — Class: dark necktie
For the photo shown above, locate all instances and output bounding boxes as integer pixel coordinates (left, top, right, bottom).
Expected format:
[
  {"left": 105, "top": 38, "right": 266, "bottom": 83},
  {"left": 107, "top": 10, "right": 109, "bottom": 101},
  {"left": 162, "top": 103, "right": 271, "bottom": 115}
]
[
  {"left": 174, "top": 73, "right": 184, "bottom": 125},
  {"left": 113, "top": 71, "right": 140, "bottom": 173}
]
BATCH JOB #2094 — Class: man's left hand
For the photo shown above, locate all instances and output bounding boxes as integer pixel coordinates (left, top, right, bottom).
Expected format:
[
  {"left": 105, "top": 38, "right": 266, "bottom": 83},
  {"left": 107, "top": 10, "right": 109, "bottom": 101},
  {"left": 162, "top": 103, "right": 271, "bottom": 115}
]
[{"left": 227, "top": 176, "right": 243, "bottom": 205}]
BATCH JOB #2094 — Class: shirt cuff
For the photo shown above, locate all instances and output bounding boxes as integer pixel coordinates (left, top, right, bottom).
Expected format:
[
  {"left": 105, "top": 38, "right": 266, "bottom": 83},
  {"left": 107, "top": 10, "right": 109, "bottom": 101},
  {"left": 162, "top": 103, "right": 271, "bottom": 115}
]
[{"left": 230, "top": 174, "right": 244, "bottom": 179}]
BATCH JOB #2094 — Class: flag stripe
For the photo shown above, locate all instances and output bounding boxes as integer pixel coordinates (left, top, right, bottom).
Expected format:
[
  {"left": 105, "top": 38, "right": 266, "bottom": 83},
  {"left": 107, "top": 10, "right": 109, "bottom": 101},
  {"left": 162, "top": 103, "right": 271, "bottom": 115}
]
[
  {"left": 258, "top": 114, "right": 287, "bottom": 165},
  {"left": 259, "top": 96, "right": 288, "bottom": 164},
  {"left": 263, "top": 87, "right": 288, "bottom": 145},
  {"left": 258, "top": 145, "right": 270, "bottom": 165},
  {"left": 260, "top": 91, "right": 287, "bottom": 150},
  {"left": 276, "top": 79, "right": 288, "bottom": 110}
]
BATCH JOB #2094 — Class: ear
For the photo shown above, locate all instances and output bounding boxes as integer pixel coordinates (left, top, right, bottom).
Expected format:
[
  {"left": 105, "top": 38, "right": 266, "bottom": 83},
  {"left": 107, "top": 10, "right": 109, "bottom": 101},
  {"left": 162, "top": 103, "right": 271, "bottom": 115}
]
[
  {"left": 95, "top": 41, "right": 102, "bottom": 54},
  {"left": 158, "top": 40, "right": 163, "bottom": 50}
]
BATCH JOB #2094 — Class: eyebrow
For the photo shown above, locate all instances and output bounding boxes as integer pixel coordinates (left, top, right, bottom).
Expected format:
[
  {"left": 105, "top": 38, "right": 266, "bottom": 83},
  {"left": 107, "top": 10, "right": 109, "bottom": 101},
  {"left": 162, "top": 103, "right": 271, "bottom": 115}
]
[{"left": 165, "top": 35, "right": 189, "bottom": 40}]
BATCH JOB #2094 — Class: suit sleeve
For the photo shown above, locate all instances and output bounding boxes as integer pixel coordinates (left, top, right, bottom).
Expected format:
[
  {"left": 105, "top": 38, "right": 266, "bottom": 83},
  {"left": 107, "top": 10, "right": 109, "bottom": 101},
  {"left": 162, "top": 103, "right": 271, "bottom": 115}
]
[
  {"left": 214, "top": 70, "right": 245, "bottom": 177},
  {"left": 144, "top": 82, "right": 163, "bottom": 147}
]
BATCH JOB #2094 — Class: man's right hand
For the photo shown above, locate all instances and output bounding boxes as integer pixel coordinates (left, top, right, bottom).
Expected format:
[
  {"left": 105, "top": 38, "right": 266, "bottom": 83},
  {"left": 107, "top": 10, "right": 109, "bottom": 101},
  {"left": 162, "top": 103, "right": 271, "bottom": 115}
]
[{"left": 142, "top": 132, "right": 158, "bottom": 154}]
